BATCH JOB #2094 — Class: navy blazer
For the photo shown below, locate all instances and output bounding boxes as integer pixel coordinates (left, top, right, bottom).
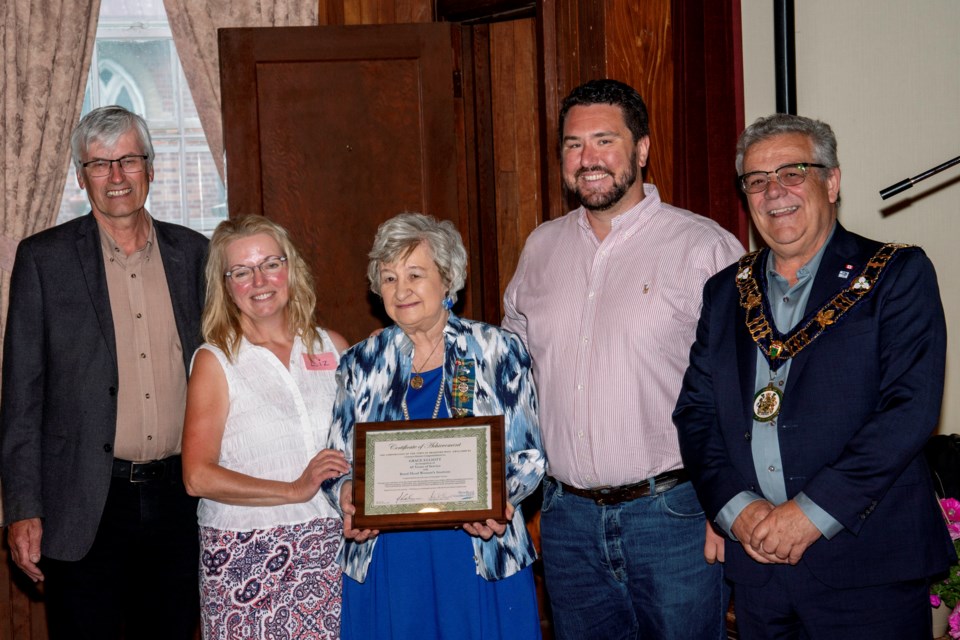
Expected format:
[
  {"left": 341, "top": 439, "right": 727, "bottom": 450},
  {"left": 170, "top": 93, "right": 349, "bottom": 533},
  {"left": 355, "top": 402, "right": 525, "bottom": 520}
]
[
  {"left": 0, "top": 213, "right": 207, "bottom": 560},
  {"left": 674, "top": 223, "right": 955, "bottom": 588}
]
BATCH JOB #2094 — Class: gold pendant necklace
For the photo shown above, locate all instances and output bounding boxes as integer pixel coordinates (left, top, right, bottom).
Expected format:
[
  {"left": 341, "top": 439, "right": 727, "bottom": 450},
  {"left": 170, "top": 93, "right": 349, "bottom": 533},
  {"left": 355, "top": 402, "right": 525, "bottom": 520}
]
[
  {"left": 410, "top": 333, "right": 444, "bottom": 390},
  {"left": 402, "top": 369, "right": 445, "bottom": 420}
]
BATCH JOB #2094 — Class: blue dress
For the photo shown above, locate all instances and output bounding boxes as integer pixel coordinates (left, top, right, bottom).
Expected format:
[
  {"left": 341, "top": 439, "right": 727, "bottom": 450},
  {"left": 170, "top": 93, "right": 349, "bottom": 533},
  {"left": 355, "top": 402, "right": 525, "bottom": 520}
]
[{"left": 341, "top": 367, "right": 542, "bottom": 639}]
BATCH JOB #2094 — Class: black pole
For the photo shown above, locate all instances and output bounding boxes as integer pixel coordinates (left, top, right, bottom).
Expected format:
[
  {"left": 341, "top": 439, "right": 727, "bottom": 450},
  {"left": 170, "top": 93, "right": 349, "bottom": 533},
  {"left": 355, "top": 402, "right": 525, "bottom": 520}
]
[
  {"left": 880, "top": 155, "right": 960, "bottom": 199},
  {"left": 774, "top": 0, "right": 796, "bottom": 114}
]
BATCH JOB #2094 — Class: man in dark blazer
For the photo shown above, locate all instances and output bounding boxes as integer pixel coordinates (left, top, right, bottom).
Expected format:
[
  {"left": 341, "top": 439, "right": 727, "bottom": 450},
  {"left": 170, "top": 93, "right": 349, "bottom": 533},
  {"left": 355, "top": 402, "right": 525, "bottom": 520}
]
[
  {"left": 673, "top": 113, "right": 955, "bottom": 639},
  {"left": 1, "top": 106, "right": 208, "bottom": 639}
]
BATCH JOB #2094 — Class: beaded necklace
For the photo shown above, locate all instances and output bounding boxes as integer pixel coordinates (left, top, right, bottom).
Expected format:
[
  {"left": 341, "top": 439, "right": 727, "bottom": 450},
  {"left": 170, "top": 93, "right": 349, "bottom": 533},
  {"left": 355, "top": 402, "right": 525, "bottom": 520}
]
[{"left": 402, "top": 368, "right": 444, "bottom": 420}]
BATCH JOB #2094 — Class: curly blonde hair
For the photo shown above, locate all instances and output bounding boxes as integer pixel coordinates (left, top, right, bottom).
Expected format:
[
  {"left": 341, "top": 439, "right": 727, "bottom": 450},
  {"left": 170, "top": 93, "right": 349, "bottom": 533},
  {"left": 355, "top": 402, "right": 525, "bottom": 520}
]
[{"left": 202, "top": 215, "right": 320, "bottom": 361}]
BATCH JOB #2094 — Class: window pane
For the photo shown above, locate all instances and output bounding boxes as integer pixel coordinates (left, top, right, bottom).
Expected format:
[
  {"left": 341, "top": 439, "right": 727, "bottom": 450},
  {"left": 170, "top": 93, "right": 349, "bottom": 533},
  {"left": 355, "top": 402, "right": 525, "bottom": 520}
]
[
  {"left": 97, "top": 39, "right": 177, "bottom": 126},
  {"left": 56, "top": 0, "right": 227, "bottom": 237},
  {"left": 183, "top": 142, "right": 227, "bottom": 234}
]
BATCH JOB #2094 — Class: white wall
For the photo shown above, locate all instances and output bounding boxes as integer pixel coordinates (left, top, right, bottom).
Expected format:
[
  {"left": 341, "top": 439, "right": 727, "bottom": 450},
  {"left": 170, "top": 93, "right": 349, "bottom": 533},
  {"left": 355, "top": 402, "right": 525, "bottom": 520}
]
[{"left": 741, "top": 0, "right": 960, "bottom": 434}]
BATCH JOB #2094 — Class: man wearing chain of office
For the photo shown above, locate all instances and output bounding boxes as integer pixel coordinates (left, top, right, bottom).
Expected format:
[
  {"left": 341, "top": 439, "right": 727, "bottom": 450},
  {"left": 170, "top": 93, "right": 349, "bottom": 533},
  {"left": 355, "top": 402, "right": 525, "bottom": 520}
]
[{"left": 673, "top": 113, "right": 955, "bottom": 639}]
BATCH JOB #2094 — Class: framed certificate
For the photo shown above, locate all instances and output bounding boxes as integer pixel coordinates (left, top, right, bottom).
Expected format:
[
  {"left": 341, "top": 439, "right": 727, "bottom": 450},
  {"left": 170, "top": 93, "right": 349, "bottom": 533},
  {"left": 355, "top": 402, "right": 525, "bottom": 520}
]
[{"left": 352, "top": 415, "right": 506, "bottom": 531}]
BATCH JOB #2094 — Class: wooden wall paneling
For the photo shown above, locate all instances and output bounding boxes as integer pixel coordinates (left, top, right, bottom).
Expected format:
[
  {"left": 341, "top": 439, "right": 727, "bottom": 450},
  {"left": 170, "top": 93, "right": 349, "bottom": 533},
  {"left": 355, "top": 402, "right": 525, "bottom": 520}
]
[
  {"left": 535, "top": 0, "right": 564, "bottom": 221},
  {"left": 0, "top": 544, "right": 47, "bottom": 640},
  {"left": 436, "top": 0, "right": 535, "bottom": 22},
  {"left": 491, "top": 18, "right": 541, "bottom": 313},
  {"left": 317, "top": 0, "right": 432, "bottom": 25},
  {"left": 459, "top": 25, "right": 503, "bottom": 326},
  {"left": 342, "top": 0, "right": 363, "bottom": 24},
  {"left": 317, "top": 0, "right": 346, "bottom": 25},
  {"left": 601, "top": 0, "right": 675, "bottom": 203},
  {"left": 672, "top": 0, "right": 749, "bottom": 243}
]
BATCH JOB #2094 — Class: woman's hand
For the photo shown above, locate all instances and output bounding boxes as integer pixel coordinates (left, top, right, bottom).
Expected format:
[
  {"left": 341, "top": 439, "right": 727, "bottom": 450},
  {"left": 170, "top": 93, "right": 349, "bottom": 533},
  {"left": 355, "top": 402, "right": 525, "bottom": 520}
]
[
  {"left": 289, "top": 449, "right": 350, "bottom": 503},
  {"left": 340, "top": 481, "right": 379, "bottom": 542},
  {"left": 462, "top": 503, "right": 515, "bottom": 540}
]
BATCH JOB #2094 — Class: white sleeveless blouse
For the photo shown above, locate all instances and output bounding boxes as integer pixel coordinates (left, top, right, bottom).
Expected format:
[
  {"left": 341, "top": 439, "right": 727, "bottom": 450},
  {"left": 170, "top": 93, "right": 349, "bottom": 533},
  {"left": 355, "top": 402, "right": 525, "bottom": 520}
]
[{"left": 196, "top": 330, "right": 341, "bottom": 530}]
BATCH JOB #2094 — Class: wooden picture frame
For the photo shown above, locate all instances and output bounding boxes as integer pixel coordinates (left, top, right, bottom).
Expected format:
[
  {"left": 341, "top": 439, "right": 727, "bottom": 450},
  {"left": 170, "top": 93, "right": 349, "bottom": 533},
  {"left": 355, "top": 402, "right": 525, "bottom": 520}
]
[{"left": 352, "top": 415, "right": 506, "bottom": 531}]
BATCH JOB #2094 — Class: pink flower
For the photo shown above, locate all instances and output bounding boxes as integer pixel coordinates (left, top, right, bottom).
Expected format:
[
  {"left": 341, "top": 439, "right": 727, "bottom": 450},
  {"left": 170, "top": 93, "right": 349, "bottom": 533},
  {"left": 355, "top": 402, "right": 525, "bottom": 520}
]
[
  {"left": 942, "top": 498, "right": 960, "bottom": 523},
  {"left": 950, "top": 522, "right": 960, "bottom": 541},
  {"left": 934, "top": 594, "right": 944, "bottom": 607},
  {"left": 949, "top": 606, "right": 960, "bottom": 639}
]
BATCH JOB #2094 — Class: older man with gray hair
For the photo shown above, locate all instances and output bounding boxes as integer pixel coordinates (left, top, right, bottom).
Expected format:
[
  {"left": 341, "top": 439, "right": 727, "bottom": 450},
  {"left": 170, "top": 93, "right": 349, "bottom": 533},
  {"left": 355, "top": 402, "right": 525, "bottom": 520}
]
[
  {"left": 674, "top": 113, "right": 955, "bottom": 638},
  {"left": 1, "top": 105, "right": 207, "bottom": 639}
]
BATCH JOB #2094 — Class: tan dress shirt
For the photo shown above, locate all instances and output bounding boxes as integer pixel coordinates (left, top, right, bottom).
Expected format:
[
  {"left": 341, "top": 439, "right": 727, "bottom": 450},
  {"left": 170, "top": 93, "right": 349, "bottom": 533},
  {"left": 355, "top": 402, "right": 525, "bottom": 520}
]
[{"left": 99, "top": 215, "right": 186, "bottom": 461}]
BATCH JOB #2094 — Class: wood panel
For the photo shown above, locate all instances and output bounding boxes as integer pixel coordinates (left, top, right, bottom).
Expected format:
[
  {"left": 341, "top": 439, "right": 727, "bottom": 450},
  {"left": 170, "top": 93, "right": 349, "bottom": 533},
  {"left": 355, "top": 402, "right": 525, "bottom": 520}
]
[
  {"left": 673, "top": 0, "right": 750, "bottom": 244},
  {"left": 490, "top": 18, "right": 542, "bottom": 315},
  {"left": 318, "top": 0, "right": 432, "bottom": 25},
  {"left": 220, "top": 23, "right": 470, "bottom": 344},
  {"left": 0, "top": 543, "right": 48, "bottom": 640},
  {"left": 603, "top": 0, "right": 674, "bottom": 202}
]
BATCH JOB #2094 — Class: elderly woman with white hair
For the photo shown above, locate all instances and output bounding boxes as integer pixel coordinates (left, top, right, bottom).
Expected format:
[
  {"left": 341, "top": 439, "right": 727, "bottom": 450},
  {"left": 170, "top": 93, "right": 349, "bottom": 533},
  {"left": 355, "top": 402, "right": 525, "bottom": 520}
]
[{"left": 326, "top": 213, "right": 545, "bottom": 639}]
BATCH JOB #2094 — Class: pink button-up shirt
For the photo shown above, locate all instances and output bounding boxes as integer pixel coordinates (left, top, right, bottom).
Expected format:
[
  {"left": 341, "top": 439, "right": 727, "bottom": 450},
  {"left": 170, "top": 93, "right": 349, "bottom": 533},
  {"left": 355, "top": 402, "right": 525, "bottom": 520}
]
[{"left": 503, "top": 184, "right": 744, "bottom": 488}]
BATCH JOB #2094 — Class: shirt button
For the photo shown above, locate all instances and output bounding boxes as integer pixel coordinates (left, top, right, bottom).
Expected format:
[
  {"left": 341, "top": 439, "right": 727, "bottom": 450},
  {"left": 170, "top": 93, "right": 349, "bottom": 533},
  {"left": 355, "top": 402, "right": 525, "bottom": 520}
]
[
  {"left": 131, "top": 274, "right": 137, "bottom": 279},
  {"left": 145, "top": 393, "right": 151, "bottom": 399},
  {"left": 783, "top": 296, "right": 789, "bottom": 302},
  {"left": 136, "top": 313, "right": 142, "bottom": 319},
  {"left": 147, "top": 435, "right": 153, "bottom": 441},
  {"left": 140, "top": 353, "right": 146, "bottom": 359},
  {"left": 768, "top": 465, "right": 776, "bottom": 472},
  {"left": 578, "top": 431, "right": 584, "bottom": 438},
  {"left": 577, "top": 384, "right": 584, "bottom": 390},
  {"left": 744, "top": 432, "right": 751, "bottom": 440},
  {"left": 588, "top": 291, "right": 595, "bottom": 298}
]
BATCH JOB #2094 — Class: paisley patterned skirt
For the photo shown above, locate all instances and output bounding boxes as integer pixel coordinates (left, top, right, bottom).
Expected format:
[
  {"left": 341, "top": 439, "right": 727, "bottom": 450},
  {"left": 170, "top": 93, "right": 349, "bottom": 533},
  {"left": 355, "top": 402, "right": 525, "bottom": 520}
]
[{"left": 199, "top": 517, "right": 342, "bottom": 640}]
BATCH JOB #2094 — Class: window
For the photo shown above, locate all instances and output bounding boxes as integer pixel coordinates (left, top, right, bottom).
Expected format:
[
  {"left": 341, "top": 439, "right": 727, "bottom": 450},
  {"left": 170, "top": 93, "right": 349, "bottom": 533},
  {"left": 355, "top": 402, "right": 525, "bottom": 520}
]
[{"left": 57, "top": 0, "right": 227, "bottom": 235}]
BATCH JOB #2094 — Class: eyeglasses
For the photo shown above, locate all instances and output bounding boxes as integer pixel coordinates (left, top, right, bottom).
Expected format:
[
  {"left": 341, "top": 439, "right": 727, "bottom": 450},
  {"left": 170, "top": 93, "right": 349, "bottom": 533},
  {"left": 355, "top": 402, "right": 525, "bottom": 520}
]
[
  {"left": 224, "top": 256, "right": 288, "bottom": 284},
  {"left": 738, "top": 162, "right": 827, "bottom": 194},
  {"left": 81, "top": 155, "right": 149, "bottom": 178}
]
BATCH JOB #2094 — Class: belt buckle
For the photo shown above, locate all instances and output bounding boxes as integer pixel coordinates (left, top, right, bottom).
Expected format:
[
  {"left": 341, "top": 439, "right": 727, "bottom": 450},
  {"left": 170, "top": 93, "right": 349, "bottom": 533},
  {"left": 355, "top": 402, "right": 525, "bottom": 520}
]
[
  {"left": 129, "top": 462, "right": 147, "bottom": 483},
  {"left": 129, "top": 460, "right": 164, "bottom": 483}
]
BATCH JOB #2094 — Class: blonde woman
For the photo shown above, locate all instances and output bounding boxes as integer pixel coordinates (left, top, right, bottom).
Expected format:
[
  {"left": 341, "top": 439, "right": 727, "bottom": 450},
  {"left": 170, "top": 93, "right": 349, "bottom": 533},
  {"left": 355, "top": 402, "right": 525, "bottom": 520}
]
[{"left": 183, "top": 215, "right": 350, "bottom": 639}]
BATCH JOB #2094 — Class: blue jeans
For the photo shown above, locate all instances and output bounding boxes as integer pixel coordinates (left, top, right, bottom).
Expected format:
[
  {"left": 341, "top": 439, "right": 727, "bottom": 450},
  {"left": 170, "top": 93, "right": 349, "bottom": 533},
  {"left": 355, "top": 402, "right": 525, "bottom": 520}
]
[{"left": 540, "top": 477, "right": 726, "bottom": 640}]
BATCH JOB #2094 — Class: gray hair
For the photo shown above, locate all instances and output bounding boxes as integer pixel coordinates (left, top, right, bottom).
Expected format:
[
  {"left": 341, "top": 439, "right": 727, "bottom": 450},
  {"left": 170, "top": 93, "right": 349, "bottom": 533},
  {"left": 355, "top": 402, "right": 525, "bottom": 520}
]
[
  {"left": 70, "top": 105, "right": 155, "bottom": 171},
  {"left": 735, "top": 113, "right": 839, "bottom": 175},
  {"left": 367, "top": 213, "right": 468, "bottom": 304}
]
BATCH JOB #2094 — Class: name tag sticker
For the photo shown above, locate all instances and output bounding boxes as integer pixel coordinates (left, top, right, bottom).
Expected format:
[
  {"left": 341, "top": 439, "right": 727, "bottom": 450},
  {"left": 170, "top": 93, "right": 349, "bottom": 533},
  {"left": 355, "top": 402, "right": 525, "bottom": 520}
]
[{"left": 303, "top": 352, "right": 337, "bottom": 371}]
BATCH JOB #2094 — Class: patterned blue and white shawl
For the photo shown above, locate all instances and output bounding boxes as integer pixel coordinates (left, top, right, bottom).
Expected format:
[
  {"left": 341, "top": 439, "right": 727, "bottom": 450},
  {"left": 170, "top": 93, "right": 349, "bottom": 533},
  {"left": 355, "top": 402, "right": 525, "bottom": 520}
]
[{"left": 325, "top": 313, "right": 545, "bottom": 582}]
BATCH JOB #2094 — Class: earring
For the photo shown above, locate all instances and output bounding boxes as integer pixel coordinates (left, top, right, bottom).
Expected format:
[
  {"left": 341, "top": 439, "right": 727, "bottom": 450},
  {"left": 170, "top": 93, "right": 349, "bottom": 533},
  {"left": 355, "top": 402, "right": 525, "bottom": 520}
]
[{"left": 442, "top": 296, "right": 454, "bottom": 310}]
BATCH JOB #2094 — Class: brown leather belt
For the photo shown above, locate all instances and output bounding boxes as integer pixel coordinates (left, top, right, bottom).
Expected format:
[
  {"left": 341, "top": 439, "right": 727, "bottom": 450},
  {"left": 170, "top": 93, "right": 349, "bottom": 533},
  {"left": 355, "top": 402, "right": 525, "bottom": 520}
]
[
  {"left": 111, "top": 456, "right": 181, "bottom": 483},
  {"left": 557, "top": 469, "right": 690, "bottom": 506}
]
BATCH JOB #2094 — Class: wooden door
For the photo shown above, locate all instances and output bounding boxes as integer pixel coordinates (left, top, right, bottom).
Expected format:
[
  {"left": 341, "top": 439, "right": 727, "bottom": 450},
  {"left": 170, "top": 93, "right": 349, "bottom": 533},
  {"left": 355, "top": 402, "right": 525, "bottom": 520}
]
[{"left": 219, "top": 23, "right": 473, "bottom": 344}]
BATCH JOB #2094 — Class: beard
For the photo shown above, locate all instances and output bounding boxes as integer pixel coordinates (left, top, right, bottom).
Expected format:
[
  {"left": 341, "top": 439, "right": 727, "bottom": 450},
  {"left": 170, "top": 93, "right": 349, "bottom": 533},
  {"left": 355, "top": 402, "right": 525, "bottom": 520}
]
[{"left": 566, "top": 150, "right": 639, "bottom": 212}]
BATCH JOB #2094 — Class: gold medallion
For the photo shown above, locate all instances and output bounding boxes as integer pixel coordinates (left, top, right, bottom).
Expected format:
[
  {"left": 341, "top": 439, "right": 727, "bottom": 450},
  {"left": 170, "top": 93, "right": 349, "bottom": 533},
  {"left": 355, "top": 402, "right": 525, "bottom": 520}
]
[
  {"left": 409, "top": 375, "right": 424, "bottom": 390},
  {"left": 753, "top": 384, "right": 782, "bottom": 422}
]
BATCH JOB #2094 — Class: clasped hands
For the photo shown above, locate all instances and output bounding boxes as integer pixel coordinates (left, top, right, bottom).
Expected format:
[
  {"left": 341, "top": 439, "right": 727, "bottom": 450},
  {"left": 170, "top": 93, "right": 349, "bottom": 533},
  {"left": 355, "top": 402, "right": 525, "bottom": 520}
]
[{"left": 731, "top": 499, "right": 822, "bottom": 565}]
